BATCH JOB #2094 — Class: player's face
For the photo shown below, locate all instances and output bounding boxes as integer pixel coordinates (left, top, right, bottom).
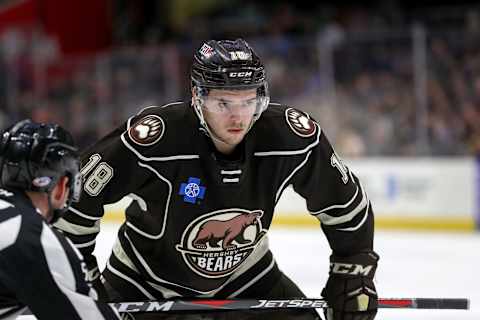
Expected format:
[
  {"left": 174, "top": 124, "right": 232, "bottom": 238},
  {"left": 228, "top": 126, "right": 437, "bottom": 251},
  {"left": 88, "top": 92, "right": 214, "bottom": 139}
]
[{"left": 202, "top": 88, "right": 257, "bottom": 149}]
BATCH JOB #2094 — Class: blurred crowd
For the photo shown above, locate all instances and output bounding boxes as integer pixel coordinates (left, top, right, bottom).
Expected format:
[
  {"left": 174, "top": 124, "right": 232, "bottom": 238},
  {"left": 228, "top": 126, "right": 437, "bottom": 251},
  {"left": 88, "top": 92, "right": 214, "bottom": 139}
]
[{"left": 1, "top": 1, "right": 480, "bottom": 156}]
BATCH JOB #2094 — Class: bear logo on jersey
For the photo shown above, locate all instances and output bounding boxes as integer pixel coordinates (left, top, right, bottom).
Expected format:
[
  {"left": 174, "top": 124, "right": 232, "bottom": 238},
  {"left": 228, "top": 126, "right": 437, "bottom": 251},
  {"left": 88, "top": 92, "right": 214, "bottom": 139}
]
[
  {"left": 176, "top": 209, "right": 267, "bottom": 279},
  {"left": 285, "top": 108, "right": 317, "bottom": 138},
  {"left": 128, "top": 114, "right": 165, "bottom": 146}
]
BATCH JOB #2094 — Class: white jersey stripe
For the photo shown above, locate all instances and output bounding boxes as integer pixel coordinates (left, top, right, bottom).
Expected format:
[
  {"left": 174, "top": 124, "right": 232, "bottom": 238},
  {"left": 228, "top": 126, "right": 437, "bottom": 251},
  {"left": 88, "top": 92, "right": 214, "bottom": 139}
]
[
  {"left": 69, "top": 207, "right": 102, "bottom": 221},
  {"left": 120, "top": 134, "right": 199, "bottom": 162},
  {"left": 275, "top": 150, "right": 312, "bottom": 204},
  {"left": 106, "top": 260, "right": 155, "bottom": 300},
  {"left": 146, "top": 281, "right": 183, "bottom": 299},
  {"left": 54, "top": 218, "right": 101, "bottom": 235},
  {"left": 128, "top": 193, "right": 148, "bottom": 211},
  {"left": 0, "top": 306, "right": 26, "bottom": 320},
  {"left": 0, "top": 199, "right": 14, "bottom": 210},
  {"left": 134, "top": 102, "right": 184, "bottom": 117},
  {"left": 40, "top": 225, "right": 118, "bottom": 319},
  {"left": 112, "top": 238, "right": 140, "bottom": 273},
  {"left": 0, "top": 215, "right": 22, "bottom": 251},
  {"left": 316, "top": 184, "right": 368, "bottom": 225},
  {"left": 337, "top": 200, "right": 370, "bottom": 232},
  {"left": 74, "top": 238, "right": 97, "bottom": 249},
  {"left": 311, "top": 184, "right": 360, "bottom": 215},
  {"left": 228, "top": 258, "right": 275, "bottom": 298},
  {"left": 0, "top": 306, "right": 16, "bottom": 315},
  {"left": 220, "top": 170, "right": 242, "bottom": 175},
  {"left": 123, "top": 162, "right": 172, "bottom": 239}
]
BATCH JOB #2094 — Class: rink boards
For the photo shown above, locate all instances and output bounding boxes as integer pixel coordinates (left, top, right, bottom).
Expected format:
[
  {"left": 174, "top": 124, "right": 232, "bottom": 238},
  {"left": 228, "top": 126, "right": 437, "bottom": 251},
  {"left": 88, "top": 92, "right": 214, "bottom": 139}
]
[{"left": 103, "top": 157, "right": 479, "bottom": 232}]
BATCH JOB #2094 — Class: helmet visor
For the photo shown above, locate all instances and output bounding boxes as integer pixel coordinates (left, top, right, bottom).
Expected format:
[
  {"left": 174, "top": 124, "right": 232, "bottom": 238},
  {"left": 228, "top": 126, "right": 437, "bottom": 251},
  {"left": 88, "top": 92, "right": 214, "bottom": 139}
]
[{"left": 194, "top": 83, "right": 269, "bottom": 118}]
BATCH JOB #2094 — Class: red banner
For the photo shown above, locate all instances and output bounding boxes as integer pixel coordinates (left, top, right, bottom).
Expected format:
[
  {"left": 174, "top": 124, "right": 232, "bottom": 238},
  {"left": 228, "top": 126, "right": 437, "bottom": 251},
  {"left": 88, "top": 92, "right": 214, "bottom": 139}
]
[{"left": 0, "top": 0, "right": 112, "bottom": 54}]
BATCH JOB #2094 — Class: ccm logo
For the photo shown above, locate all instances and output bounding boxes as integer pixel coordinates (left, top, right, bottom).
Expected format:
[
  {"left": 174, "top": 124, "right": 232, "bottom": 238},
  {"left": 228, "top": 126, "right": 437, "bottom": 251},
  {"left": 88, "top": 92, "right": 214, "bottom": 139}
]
[
  {"left": 229, "top": 71, "right": 252, "bottom": 78},
  {"left": 331, "top": 262, "right": 373, "bottom": 276}
]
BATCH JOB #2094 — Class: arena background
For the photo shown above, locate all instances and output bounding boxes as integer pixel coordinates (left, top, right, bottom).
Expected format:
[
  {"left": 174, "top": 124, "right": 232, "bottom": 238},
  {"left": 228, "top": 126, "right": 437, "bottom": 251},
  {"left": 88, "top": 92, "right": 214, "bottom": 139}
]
[{"left": 1, "top": 1, "right": 479, "bottom": 319}]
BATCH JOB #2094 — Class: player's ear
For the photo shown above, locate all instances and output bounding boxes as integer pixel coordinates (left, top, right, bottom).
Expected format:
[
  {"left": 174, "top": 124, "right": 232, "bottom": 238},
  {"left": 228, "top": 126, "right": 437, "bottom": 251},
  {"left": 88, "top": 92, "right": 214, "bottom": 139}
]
[{"left": 51, "top": 176, "right": 69, "bottom": 204}]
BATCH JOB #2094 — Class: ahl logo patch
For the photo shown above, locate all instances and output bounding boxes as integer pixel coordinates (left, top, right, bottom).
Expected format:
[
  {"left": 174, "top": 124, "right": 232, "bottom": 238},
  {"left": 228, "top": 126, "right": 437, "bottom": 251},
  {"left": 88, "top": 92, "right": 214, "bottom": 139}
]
[
  {"left": 128, "top": 115, "right": 165, "bottom": 146},
  {"left": 176, "top": 209, "right": 267, "bottom": 279},
  {"left": 285, "top": 108, "right": 317, "bottom": 138}
]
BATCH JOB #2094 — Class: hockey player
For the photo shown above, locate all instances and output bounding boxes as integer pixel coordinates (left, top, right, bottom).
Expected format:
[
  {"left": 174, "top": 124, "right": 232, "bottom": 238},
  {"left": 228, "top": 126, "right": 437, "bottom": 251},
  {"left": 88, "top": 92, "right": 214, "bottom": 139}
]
[
  {"left": 55, "top": 39, "right": 379, "bottom": 320},
  {"left": 0, "top": 120, "right": 121, "bottom": 319}
]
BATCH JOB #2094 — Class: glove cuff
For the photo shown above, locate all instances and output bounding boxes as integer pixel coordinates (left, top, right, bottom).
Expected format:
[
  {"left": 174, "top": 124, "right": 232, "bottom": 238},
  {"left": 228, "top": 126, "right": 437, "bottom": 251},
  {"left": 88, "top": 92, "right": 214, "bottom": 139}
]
[{"left": 329, "top": 251, "right": 379, "bottom": 279}]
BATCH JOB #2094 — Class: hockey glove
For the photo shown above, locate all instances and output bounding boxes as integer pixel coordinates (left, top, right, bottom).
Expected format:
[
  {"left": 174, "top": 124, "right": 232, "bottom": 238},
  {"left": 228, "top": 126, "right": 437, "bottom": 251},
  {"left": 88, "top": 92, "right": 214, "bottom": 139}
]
[
  {"left": 321, "top": 251, "right": 379, "bottom": 320},
  {"left": 84, "top": 265, "right": 109, "bottom": 302}
]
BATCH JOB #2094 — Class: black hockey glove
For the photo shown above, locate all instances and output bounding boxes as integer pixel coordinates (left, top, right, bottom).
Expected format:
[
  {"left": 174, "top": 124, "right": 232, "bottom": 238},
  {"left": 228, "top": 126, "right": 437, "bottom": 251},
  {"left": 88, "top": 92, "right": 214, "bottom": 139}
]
[
  {"left": 85, "top": 265, "right": 109, "bottom": 302},
  {"left": 321, "top": 251, "right": 379, "bottom": 320}
]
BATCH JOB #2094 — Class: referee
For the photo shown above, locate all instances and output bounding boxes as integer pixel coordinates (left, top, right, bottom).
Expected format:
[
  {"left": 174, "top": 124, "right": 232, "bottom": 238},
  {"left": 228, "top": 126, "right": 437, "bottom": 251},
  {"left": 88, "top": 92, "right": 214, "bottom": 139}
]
[{"left": 0, "top": 120, "right": 121, "bottom": 319}]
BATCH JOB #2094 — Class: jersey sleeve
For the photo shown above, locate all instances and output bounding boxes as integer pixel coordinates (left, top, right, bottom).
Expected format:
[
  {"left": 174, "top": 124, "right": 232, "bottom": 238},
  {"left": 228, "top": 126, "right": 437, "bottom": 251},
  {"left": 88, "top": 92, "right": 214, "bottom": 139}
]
[
  {"left": 0, "top": 221, "right": 120, "bottom": 320},
  {"left": 53, "top": 114, "right": 151, "bottom": 277},
  {"left": 291, "top": 126, "right": 374, "bottom": 257}
]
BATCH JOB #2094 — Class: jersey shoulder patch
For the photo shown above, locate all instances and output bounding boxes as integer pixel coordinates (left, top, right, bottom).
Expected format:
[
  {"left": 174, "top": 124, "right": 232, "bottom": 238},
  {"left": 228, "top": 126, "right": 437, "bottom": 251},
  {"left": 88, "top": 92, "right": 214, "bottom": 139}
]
[
  {"left": 284, "top": 107, "right": 317, "bottom": 138},
  {"left": 127, "top": 114, "right": 165, "bottom": 146},
  {"left": 125, "top": 102, "right": 186, "bottom": 148},
  {"left": 121, "top": 102, "right": 198, "bottom": 160}
]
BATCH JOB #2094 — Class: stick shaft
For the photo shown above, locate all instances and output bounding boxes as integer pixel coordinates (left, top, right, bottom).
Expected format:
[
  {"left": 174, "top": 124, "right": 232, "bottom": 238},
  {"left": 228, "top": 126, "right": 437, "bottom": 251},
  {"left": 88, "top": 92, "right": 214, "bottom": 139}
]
[
  {"left": 111, "top": 297, "right": 470, "bottom": 313},
  {"left": 379, "top": 298, "right": 469, "bottom": 309}
]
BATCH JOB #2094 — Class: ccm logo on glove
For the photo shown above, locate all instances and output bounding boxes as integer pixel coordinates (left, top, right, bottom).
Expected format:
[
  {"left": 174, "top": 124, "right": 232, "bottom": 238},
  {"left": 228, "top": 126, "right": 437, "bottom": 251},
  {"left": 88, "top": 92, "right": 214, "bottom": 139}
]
[{"left": 330, "top": 262, "right": 374, "bottom": 276}]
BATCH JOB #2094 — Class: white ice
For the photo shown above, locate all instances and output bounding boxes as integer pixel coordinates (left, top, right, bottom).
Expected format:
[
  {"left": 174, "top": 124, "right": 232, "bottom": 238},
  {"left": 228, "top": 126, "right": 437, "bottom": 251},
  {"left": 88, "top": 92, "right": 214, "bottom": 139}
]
[{"left": 18, "top": 223, "right": 480, "bottom": 320}]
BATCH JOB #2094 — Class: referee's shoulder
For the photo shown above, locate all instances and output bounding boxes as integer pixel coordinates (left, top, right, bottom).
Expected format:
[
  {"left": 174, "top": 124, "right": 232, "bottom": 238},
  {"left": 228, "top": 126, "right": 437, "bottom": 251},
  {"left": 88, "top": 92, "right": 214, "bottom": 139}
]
[{"left": 0, "top": 188, "right": 45, "bottom": 252}]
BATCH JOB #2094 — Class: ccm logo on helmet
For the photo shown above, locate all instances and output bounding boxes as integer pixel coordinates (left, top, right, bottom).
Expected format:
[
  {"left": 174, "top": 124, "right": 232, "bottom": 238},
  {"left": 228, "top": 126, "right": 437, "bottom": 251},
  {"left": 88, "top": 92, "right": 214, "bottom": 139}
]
[
  {"left": 229, "top": 71, "right": 252, "bottom": 78},
  {"left": 330, "top": 262, "right": 374, "bottom": 276}
]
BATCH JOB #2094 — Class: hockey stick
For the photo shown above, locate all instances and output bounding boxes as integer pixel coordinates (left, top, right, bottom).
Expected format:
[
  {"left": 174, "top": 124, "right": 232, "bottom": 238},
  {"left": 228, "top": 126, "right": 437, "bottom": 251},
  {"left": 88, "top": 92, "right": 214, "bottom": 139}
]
[{"left": 111, "top": 297, "right": 470, "bottom": 313}]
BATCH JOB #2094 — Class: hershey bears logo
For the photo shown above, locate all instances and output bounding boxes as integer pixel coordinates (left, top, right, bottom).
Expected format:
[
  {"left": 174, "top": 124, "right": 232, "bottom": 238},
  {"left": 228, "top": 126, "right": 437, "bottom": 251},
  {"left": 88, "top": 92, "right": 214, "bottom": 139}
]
[
  {"left": 128, "top": 115, "right": 165, "bottom": 146},
  {"left": 176, "top": 209, "right": 266, "bottom": 279},
  {"left": 285, "top": 108, "right": 317, "bottom": 138}
]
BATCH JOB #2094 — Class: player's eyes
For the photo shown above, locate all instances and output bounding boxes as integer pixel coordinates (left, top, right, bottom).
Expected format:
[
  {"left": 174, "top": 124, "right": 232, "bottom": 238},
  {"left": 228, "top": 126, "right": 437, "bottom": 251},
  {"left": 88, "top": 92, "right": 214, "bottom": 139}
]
[
  {"left": 218, "top": 102, "right": 228, "bottom": 109},
  {"left": 209, "top": 99, "right": 256, "bottom": 112}
]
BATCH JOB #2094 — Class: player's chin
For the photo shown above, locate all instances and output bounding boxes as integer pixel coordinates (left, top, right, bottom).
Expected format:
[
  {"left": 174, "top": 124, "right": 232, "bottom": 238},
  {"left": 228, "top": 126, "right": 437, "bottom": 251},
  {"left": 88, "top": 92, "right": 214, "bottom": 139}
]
[{"left": 224, "top": 132, "right": 245, "bottom": 144}]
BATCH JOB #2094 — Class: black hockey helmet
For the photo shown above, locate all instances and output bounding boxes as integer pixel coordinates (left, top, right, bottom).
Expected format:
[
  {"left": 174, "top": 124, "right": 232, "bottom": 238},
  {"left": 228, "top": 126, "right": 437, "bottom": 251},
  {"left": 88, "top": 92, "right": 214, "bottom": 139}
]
[
  {"left": 0, "top": 119, "right": 82, "bottom": 211},
  {"left": 191, "top": 39, "right": 270, "bottom": 128},
  {"left": 191, "top": 39, "right": 267, "bottom": 89}
]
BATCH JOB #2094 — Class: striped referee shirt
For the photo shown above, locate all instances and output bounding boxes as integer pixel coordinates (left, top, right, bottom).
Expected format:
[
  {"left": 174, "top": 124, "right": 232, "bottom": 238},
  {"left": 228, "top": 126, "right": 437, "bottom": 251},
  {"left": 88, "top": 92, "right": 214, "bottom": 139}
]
[{"left": 0, "top": 188, "right": 120, "bottom": 320}]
